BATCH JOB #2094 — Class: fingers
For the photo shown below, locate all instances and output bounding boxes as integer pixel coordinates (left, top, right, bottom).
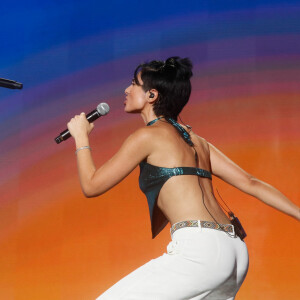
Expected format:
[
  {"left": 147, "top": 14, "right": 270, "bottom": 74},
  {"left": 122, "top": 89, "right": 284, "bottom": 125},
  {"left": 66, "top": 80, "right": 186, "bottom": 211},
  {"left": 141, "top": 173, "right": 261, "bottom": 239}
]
[
  {"left": 68, "top": 112, "right": 88, "bottom": 127},
  {"left": 72, "top": 112, "right": 85, "bottom": 119}
]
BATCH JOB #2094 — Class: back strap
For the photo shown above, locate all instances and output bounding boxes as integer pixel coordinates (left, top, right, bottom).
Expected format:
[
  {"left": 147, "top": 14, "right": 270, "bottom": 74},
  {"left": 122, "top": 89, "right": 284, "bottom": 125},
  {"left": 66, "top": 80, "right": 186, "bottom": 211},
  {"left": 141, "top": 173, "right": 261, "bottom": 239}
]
[{"left": 169, "top": 166, "right": 212, "bottom": 179}]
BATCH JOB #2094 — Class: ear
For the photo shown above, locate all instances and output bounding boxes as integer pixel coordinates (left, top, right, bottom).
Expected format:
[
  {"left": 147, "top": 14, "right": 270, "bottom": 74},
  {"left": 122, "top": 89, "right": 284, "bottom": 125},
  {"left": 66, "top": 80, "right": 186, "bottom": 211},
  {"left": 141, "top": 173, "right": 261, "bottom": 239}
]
[{"left": 147, "top": 89, "right": 159, "bottom": 103}]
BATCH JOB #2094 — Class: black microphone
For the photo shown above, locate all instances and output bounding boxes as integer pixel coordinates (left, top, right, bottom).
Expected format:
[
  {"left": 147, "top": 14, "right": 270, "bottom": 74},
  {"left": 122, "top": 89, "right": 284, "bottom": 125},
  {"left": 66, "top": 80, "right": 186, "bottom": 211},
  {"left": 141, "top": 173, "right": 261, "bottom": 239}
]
[
  {"left": 0, "top": 78, "right": 23, "bottom": 89},
  {"left": 54, "top": 102, "right": 110, "bottom": 144}
]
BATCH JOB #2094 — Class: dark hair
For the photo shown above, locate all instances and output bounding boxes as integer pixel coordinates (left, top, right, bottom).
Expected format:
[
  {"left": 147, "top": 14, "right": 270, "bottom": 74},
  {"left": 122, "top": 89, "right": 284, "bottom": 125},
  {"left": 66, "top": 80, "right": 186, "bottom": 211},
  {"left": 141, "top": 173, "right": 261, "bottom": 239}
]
[{"left": 133, "top": 56, "right": 193, "bottom": 120}]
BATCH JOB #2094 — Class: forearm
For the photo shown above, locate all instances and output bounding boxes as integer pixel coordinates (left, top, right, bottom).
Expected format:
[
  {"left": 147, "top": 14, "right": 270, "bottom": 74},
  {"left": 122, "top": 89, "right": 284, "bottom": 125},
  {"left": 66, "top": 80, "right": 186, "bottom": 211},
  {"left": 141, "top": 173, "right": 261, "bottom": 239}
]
[
  {"left": 248, "top": 178, "right": 300, "bottom": 221},
  {"left": 75, "top": 136, "right": 97, "bottom": 197}
]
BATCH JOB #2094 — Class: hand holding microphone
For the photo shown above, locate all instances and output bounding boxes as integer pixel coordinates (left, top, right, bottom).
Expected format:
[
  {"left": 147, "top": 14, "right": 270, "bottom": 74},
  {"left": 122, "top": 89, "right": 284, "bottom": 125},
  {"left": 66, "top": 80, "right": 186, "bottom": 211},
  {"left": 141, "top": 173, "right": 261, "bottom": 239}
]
[
  {"left": 54, "top": 102, "right": 110, "bottom": 144},
  {"left": 67, "top": 112, "right": 95, "bottom": 140}
]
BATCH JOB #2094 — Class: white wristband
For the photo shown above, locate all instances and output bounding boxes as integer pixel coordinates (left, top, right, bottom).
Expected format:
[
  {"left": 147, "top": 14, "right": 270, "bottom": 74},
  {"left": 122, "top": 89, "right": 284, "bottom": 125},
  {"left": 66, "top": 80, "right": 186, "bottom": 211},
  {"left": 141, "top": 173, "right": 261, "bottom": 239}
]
[{"left": 75, "top": 146, "right": 91, "bottom": 154}]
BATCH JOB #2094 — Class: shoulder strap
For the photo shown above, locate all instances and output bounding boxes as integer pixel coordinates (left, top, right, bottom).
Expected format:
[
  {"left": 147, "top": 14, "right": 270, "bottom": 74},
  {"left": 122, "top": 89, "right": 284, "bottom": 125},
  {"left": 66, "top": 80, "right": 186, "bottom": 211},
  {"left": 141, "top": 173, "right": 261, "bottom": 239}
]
[
  {"left": 166, "top": 118, "right": 200, "bottom": 169},
  {"left": 165, "top": 118, "right": 194, "bottom": 147}
]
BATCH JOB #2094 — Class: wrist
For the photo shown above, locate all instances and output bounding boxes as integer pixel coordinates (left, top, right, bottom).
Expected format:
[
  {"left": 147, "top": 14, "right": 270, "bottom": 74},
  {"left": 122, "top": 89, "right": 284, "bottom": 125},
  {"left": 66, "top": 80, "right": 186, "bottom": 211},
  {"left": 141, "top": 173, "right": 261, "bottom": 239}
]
[{"left": 75, "top": 136, "right": 89, "bottom": 149}]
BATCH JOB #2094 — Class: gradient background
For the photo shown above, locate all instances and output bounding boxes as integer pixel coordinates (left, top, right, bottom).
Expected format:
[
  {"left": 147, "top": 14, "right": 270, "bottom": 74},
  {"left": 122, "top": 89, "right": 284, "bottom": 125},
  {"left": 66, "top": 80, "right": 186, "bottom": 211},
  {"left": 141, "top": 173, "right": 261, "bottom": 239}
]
[{"left": 0, "top": 1, "right": 300, "bottom": 299}]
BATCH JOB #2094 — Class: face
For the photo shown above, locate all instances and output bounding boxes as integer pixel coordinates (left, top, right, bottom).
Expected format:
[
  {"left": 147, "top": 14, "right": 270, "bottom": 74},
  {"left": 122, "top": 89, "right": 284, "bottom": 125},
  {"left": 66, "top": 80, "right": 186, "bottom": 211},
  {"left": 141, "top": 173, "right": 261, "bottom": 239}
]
[{"left": 124, "top": 73, "right": 148, "bottom": 113}]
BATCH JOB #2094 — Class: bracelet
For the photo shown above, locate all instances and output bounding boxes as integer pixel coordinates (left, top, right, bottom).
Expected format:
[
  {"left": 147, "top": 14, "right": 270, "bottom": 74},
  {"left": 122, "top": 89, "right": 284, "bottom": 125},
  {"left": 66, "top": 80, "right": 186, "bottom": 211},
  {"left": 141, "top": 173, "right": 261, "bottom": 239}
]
[{"left": 75, "top": 146, "right": 91, "bottom": 154}]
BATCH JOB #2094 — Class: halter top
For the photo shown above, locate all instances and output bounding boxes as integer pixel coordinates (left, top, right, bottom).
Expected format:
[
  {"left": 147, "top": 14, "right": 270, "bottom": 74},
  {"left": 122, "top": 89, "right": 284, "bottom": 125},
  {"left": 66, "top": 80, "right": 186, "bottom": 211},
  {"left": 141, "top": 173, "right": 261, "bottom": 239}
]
[{"left": 138, "top": 117, "right": 212, "bottom": 238}]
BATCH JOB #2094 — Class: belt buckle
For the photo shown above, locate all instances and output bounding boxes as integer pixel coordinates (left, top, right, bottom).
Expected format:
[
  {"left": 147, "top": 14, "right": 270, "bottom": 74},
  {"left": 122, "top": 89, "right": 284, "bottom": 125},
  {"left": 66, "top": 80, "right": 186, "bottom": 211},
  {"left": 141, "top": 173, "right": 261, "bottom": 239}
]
[{"left": 227, "top": 224, "right": 235, "bottom": 237}]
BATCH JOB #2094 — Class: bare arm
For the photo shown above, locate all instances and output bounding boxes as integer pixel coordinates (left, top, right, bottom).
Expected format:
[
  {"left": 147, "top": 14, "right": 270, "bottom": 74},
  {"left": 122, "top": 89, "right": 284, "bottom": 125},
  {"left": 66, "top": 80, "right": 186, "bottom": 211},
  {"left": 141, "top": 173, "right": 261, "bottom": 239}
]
[
  {"left": 75, "top": 129, "right": 150, "bottom": 197},
  {"left": 68, "top": 113, "right": 151, "bottom": 197},
  {"left": 208, "top": 142, "right": 300, "bottom": 221}
]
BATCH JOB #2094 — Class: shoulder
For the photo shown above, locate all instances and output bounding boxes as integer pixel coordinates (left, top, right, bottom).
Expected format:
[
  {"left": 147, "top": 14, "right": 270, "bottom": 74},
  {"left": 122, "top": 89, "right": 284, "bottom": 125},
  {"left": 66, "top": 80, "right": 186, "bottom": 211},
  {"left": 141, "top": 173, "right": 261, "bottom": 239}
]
[
  {"left": 127, "top": 126, "right": 154, "bottom": 142},
  {"left": 190, "top": 130, "right": 209, "bottom": 150},
  {"left": 122, "top": 126, "right": 156, "bottom": 154},
  {"left": 196, "top": 135, "right": 208, "bottom": 145}
]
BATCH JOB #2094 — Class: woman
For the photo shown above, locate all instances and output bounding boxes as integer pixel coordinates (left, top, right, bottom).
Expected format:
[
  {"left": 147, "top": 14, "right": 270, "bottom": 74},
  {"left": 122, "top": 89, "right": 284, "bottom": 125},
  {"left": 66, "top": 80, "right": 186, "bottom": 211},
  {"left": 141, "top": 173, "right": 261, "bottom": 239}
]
[{"left": 67, "top": 57, "right": 300, "bottom": 300}]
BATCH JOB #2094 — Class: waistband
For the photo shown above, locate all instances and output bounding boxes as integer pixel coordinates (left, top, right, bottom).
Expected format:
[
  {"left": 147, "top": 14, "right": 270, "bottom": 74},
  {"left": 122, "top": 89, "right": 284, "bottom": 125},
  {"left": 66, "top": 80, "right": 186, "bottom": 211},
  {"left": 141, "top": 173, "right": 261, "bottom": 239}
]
[{"left": 170, "top": 220, "right": 235, "bottom": 236}]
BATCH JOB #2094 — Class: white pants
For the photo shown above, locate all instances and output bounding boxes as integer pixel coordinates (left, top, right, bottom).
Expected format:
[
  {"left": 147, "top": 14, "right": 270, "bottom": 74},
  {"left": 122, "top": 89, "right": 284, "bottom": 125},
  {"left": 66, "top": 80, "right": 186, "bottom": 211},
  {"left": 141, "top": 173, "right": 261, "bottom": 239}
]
[{"left": 96, "top": 226, "right": 249, "bottom": 300}]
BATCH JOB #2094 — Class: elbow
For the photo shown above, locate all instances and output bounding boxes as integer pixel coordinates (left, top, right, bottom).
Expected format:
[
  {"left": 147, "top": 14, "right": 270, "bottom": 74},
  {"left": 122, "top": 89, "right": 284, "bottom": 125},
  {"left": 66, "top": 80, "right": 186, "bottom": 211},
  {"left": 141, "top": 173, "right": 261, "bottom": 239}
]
[
  {"left": 83, "top": 191, "right": 96, "bottom": 198},
  {"left": 249, "top": 175, "right": 258, "bottom": 184},
  {"left": 82, "top": 184, "right": 102, "bottom": 198},
  {"left": 83, "top": 192, "right": 94, "bottom": 198},
  {"left": 81, "top": 175, "right": 109, "bottom": 198},
  {"left": 249, "top": 175, "right": 262, "bottom": 186},
  {"left": 82, "top": 187, "right": 95, "bottom": 198},
  {"left": 244, "top": 175, "right": 262, "bottom": 196}
]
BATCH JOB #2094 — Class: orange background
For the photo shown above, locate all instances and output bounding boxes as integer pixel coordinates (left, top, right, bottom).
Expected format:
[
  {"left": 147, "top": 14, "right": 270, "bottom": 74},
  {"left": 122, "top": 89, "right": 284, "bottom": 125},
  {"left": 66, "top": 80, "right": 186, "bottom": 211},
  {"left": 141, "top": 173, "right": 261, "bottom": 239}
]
[
  {"left": 0, "top": 89, "right": 299, "bottom": 299},
  {"left": 1, "top": 4, "right": 300, "bottom": 298}
]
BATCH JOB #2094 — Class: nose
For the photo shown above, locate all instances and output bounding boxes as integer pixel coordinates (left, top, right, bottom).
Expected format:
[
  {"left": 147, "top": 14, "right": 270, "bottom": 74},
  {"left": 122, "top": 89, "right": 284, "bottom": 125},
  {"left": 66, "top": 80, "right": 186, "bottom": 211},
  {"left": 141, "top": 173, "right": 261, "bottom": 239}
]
[{"left": 124, "top": 85, "right": 130, "bottom": 95}]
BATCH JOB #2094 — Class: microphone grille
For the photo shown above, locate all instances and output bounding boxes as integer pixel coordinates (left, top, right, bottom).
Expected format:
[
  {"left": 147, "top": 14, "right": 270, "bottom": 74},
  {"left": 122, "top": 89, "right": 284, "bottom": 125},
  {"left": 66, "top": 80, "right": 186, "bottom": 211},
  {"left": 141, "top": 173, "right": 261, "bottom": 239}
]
[{"left": 97, "top": 102, "right": 110, "bottom": 115}]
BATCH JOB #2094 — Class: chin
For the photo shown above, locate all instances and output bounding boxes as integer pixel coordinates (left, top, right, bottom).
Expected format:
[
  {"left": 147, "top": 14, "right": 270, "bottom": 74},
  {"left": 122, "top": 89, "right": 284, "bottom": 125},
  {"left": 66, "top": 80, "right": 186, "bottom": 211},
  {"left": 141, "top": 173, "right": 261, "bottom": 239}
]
[{"left": 125, "top": 107, "right": 141, "bottom": 114}]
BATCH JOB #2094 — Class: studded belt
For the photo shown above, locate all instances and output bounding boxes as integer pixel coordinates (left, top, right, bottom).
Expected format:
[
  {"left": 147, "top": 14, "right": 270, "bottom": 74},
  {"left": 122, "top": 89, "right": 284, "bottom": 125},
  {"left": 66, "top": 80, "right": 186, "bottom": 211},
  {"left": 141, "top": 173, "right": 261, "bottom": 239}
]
[{"left": 170, "top": 220, "right": 235, "bottom": 236}]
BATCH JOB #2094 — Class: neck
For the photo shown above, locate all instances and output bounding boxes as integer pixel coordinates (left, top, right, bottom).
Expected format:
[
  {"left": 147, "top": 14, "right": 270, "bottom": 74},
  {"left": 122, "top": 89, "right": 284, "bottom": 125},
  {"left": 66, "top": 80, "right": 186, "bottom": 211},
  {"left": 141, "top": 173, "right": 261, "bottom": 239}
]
[
  {"left": 140, "top": 109, "right": 161, "bottom": 125},
  {"left": 146, "top": 116, "right": 164, "bottom": 126}
]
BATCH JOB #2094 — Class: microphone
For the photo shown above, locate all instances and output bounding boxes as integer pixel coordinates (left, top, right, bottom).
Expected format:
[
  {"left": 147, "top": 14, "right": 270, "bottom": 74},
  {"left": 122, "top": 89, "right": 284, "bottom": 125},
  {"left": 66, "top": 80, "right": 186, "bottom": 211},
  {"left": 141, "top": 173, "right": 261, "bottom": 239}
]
[
  {"left": 0, "top": 78, "right": 23, "bottom": 89},
  {"left": 54, "top": 102, "right": 110, "bottom": 144}
]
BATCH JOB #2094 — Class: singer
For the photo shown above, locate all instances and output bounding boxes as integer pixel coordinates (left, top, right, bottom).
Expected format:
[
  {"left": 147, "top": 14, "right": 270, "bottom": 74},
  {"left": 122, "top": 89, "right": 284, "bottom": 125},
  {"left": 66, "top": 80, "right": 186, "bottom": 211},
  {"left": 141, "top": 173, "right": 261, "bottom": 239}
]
[{"left": 67, "top": 57, "right": 300, "bottom": 299}]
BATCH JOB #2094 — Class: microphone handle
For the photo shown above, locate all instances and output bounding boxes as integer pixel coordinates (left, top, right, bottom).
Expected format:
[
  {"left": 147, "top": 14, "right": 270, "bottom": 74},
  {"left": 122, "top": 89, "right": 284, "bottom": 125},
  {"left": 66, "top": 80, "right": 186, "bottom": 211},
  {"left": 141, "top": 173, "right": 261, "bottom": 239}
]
[
  {"left": 55, "top": 109, "right": 100, "bottom": 144},
  {"left": 0, "top": 78, "right": 23, "bottom": 89}
]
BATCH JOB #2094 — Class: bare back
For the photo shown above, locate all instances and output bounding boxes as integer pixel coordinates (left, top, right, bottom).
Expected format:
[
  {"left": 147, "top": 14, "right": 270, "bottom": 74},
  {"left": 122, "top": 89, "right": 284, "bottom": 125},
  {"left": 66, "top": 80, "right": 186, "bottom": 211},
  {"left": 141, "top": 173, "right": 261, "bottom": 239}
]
[{"left": 145, "top": 121, "right": 231, "bottom": 226}]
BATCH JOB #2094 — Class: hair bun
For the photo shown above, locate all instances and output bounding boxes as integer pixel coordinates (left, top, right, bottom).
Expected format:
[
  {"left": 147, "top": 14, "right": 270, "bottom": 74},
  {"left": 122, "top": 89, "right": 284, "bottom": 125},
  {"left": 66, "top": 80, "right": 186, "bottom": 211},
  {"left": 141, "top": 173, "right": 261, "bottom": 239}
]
[
  {"left": 165, "top": 57, "right": 177, "bottom": 67},
  {"left": 164, "top": 56, "right": 193, "bottom": 80},
  {"left": 159, "top": 58, "right": 176, "bottom": 75}
]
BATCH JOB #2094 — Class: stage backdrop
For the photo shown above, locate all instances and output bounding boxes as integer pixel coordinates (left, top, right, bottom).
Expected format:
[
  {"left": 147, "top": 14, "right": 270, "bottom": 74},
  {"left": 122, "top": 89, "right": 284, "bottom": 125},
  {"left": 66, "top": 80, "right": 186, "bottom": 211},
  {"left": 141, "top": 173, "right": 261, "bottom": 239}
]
[{"left": 0, "top": 1, "right": 299, "bottom": 299}]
